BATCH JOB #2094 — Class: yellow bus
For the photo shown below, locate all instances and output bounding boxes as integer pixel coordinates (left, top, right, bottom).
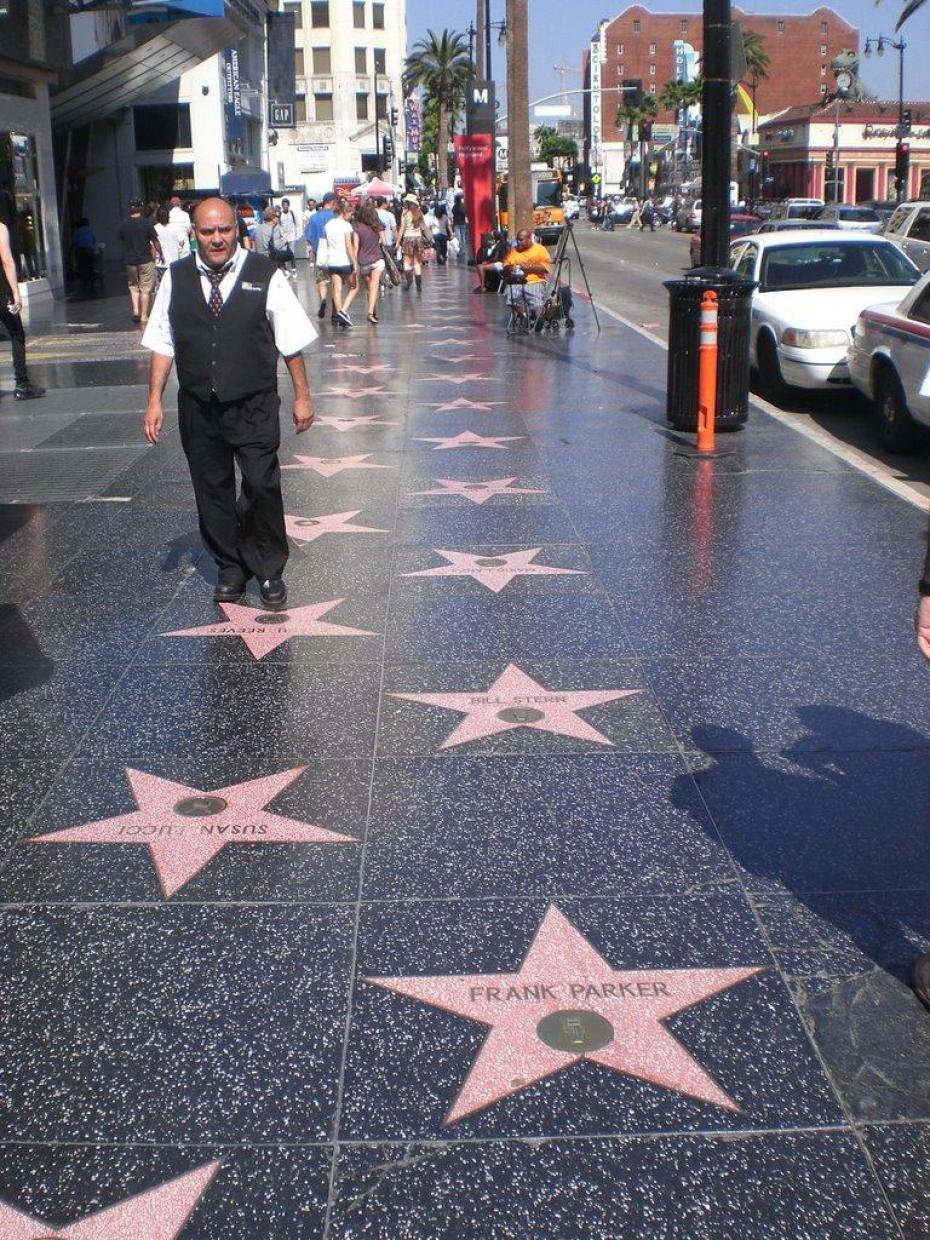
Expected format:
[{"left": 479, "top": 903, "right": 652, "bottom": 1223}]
[{"left": 497, "top": 168, "right": 565, "bottom": 245}]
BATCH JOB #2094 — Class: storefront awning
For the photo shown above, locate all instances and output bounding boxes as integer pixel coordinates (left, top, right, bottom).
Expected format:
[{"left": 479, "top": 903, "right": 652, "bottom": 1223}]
[
  {"left": 220, "top": 167, "right": 272, "bottom": 196},
  {"left": 50, "top": 13, "right": 245, "bottom": 129}
]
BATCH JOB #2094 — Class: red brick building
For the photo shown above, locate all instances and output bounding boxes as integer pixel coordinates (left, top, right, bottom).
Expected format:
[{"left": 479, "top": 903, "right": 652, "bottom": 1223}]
[{"left": 595, "top": 5, "right": 859, "bottom": 138}]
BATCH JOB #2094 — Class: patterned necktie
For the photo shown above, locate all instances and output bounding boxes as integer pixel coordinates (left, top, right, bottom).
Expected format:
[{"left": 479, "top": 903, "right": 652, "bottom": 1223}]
[{"left": 206, "top": 263, "right": 232, "bottom": 316}]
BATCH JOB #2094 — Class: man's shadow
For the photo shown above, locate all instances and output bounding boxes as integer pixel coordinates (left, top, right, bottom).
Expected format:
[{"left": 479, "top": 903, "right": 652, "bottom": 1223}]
[{"left": 676, "top": 709, "right": 930, "bottom": 1118}]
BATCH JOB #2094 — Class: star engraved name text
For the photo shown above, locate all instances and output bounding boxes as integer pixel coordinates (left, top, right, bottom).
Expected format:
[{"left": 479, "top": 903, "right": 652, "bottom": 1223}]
[
  {"left": 118, "top": 823, "right": 269, "bottom": 836},
  {"left": 467, "top": 694, "right": 568, "bottom": 706},
  {"left": 468, "top": 980, "right": 671, "bottom": 1003}
]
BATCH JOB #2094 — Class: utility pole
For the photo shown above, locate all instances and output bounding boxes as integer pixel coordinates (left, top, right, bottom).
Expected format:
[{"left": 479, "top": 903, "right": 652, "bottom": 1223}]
[
  {"left": 700, "top": 0, "right": 731, "bottom": 268},
  {"left": 506, "top": 0, "right": 531, "bottom": 233},
  {"left": 476, "top": 0, "right": 486, "bottom": 79},
  {"left": 373, "top": 72, "right": 381, "bottom": 174}
]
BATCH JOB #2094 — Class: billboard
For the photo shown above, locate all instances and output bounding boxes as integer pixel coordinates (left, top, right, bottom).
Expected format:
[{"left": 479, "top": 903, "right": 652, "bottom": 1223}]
[
  {"left": 404, "top": 94, "right": 421, "bottom": 153},
  {"left": 267, "top": 10, "right": 296, "bottom": 129}
]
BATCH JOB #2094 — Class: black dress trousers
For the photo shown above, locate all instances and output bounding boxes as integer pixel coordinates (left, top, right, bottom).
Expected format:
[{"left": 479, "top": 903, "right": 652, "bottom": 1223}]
[{"left": 177, "top": 387, "right": 288, "bottom": 582}]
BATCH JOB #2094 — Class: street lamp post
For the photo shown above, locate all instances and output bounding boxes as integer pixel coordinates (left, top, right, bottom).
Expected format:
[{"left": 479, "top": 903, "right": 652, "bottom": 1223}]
[{"left": 864, "top": 34, "right": 908, "bottom": 201}]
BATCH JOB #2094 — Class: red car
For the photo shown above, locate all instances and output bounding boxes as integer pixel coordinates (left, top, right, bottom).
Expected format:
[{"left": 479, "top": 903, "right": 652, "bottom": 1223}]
[{"left": 689, "top": 214, "right": 762, "bottom": 266}]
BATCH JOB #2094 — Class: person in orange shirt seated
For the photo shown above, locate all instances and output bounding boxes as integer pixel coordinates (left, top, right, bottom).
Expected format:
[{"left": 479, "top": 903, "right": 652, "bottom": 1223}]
[{"left": 501, "top": 229, "right": 552, "bottom": 322}]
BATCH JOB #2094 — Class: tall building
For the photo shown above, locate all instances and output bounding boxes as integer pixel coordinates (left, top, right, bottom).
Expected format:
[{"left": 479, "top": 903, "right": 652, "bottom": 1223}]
[
  {"left": 274, "top": 0, "right": 407, "bottom": 196},
  {"left": 585, "top": 4, "right": 859, "bottom": 193}
]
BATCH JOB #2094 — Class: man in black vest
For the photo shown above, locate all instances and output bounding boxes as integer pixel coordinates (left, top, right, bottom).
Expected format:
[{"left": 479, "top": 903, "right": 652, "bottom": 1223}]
[{"left": 141, "top": 198, "right": 316, "bottom": 609}]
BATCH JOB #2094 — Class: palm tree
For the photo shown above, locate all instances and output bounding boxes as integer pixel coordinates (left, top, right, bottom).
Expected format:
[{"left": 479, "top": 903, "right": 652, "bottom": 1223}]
[
  {"left": 404, "top": 29, "right": 471, "bottom": 189},
  {"left": 658, "top": 78, "right": 703, "bottom": 115},
  {"left": 616, "top": 91, "right": 658, "bottom": 132},
  {"left": 741, "top": 30, "right": 770, "bottom": 85},
  {"left": 897, "top": 0, "right": 923, "bottom": 28}
]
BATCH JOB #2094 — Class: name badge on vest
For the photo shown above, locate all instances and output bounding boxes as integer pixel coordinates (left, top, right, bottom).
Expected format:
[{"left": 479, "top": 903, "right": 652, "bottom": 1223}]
[{"left": 241, "top": 281, "right": 264, "bottom": 292}]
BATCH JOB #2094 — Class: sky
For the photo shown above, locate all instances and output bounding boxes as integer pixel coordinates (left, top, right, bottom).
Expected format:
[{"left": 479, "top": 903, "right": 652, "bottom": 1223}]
[{"left": 404, "top": 0, "right": 930, "bottom": 110}]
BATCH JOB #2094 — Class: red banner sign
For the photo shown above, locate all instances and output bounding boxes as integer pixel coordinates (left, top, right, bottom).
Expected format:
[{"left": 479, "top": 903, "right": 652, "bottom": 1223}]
[{"left": 454, "top": 133, "right": 495, "bottom": 260}]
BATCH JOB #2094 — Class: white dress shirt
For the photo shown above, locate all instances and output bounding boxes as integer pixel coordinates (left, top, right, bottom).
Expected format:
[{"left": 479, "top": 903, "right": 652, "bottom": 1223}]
[{"left": 141, "top": 245, "right": 318, "bottom": 360}]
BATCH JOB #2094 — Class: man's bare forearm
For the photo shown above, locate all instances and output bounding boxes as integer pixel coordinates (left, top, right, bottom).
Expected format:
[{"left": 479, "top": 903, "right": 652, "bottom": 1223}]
[
  {"left": 284, "top": 351, "right": 311, "bottom": 398},
  {"left": 147, "top": 352, "right": 174, "bottom": 405}
]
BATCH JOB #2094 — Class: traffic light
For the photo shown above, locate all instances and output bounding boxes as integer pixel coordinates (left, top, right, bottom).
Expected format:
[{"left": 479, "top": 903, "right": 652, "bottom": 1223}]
[
  {"left": 824, "top": 148, "right": 834, "bottom": 172},
  {"left": 382, "top": 133, "right": 394, "bottom": 161},
  {"left": 895, "top": 140, "right": 910, "bottom": 190},
  {"left": 390, "top": 106, "right": 399, "bottom": 127},
  {"left": 902, "top": 109, "right": 912, "bottom": 131},
  {"left": 622, "top": 77, "right": 643, "bottom": 109}
]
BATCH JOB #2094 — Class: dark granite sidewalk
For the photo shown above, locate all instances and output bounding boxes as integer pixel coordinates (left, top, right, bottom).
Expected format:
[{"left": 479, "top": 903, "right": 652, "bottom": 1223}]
[{"left": 1, "top": 260, "right": 929, "bottom": 1238}]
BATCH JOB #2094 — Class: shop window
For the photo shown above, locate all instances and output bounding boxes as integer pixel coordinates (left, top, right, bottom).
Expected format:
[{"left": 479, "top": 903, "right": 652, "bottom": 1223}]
[
  {"left": 295, "top": 94, "right": 307, "bottom": 122},
  {"left": 0, "top": 132, "right": 47, "bottom": 280},
  {"left": 133, "top": 104, "right": 191, "bottom": 150},
  {"left": 353, "top": 1, "right": 365, "bottom": 26},
  {"left": 312, "top": 46, "right": 331, "bottom": 73},
  {"left": 314, "top": 92, "right": 334, "bottom": 121},
  {"left": 356, "top": 92, "right": 369, "bottom": 120},
  {"left": 355, "top": 46, "right": 367, "bottom": 73},
  {"left": 373, "top": 3, "right": 384, "bottom": 29},
  {"left": 294, "top": 48, "right": 305, "bottom": 77},
  {"left": 374, "top": 47, "right": 386, "bottom": 73},
  {"left": 310, "top": 1, "right": 329, "bottom": 26}
]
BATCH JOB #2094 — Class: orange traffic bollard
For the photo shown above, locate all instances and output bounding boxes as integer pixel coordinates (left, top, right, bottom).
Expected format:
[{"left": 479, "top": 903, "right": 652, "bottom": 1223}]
[{"left": 696, "top": 289, "right": 718, "bottom": 454}]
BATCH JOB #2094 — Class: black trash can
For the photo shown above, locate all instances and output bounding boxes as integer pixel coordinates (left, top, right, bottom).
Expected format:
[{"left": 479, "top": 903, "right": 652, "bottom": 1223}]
[{"left": 663, "top": 267, "right": 756, "bottom": 431}]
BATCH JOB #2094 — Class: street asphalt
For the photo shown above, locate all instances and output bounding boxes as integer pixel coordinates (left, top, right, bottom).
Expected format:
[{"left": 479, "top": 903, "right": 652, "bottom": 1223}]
[{"left": 572, "top": 219, "right": 930, "bottom": 505}]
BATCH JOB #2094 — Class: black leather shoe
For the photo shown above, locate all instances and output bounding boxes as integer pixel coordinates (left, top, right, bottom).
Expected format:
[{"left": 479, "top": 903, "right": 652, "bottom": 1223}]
[
  {"left": 14, "top": 381, "right": 45, "bottom": 401},
  {"left": 213, "top": 567, "right": 246, "bottom": 604},
  {"left": 259, "top": 577, "right": 287, "bottom": 609}
]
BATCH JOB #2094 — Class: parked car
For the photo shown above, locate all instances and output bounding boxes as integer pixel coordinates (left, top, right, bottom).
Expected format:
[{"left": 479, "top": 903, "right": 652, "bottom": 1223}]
[
  {"left": 767, "top": 198, "right": 825, "bottom": 221},
  {"left": 689, "top": 214, "right": 763, "bottom": 266},
  {"left": 727, "top": 229, "right": 920, "bottom": 403},
  {"left": 883, "top": 200, "right": 930, "bottom": 272},
  {"left": 676, "top": 199, "right": 702, "bottom": 232},
  {"left": 756, "top": 218, "right": 838, "bottom": 233},
  {"left": 848, "top": 268, "right": 930, "bottom": 451},
  {"left": 859, "top": 198, "right": 898, "bottom": 225},
  {"left": 813, "top": 204, "right": 884, "bottom": 233}
]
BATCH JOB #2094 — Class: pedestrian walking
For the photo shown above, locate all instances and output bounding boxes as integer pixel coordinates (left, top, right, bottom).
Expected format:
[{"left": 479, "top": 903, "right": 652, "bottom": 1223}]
[
  {"left": 431, "top": 202, "right": 451, "bottom": 264},
  {"left": 168, "top": 195, "right": 192, "bottom": 255},
  {"left": 118, "top": 199, "right": 161, "bottom": 325},
  {"left": 354, "top": 201, "right": 384, "bottom": 324},
  {"left": 141, "top": 198, "right": 316, "bottom": 610},
  {"left": 0, "top": 218, "right": 44, "bottom": 400},
  {"left": 324, "top": 198, "right": 359, "bottom": 327},
  {"left": 72, "top": 216, "right": 97, "bottom": 291},
  {"left": 397, "top": 195, "right": 430, "bottom": 292},
  {"left": 451, "top": 191, "right": 468, "bottom": 260},
  {"left": 305, "top": 191, "right": 336, "bottom": 320},
  {"left": 275, "top": 197, "right": 299, "bottom": 280},
  {"left": 252, "top": 206, "right": 276, "bottom": 259},
  {"left": 639, "top": 196, "right": 656, "bottom": 232},
  {"left": 626, "top": 198, "right": 643, "bottom": 230},
  {"left": 154, "top": 207, "right": 185, "bottom": 280}
]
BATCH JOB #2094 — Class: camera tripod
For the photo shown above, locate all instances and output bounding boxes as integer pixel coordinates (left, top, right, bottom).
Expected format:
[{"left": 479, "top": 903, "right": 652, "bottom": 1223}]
[{"left": 544, "top": 220, "right": 601, "bottom": 334}]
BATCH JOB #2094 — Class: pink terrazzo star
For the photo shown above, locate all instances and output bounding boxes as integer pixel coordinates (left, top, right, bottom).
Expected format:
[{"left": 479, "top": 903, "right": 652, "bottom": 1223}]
[
  {"left": 410, "top": 477, "right": 544, "bottom": 505},
  {"left": 319, "top": 385, "right": 389, "bottom": 398},
  {"left": 31, "top": 768, "right": 354, "bottom": 898},
  {"left": 422, "top": 373, "right": 496, "bottom": 385},
  {"left": 285, "top": 511, "right": 388, "bottom": 546},
  {"left": 427, "top": 398, "right": 506, "bottom": 413},
  {"left": 391, "top": 662, "right": 640, "bottom": 749},
  {"left": 317, "top": 414, "right": 397, "bottom": 432},
  {"left": 163, "top": 600, "right": 377, "bottom": 659},
  {"left": 430, "top": 353, "right": 489, "bottom": 363},
  {"left": 282, "top": 453, "right": 394, "bottom": 477},
  {"left": 414, "top": 431, "right": 525, "bottom": 451},
  {"left": 368, "top": 904, "right": 763, "bottom": 1124},
  {"left": 402, "top": 548, "right": 584, "bottom": 594},
  {"left": 0, "top": 1162, "right": 220, "bottom": 1239}
]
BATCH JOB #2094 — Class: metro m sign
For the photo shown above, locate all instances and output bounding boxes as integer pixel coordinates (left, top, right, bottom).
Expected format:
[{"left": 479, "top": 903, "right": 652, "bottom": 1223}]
[{"left": 466, "top": 79, "right": 496, "bottom": 136}]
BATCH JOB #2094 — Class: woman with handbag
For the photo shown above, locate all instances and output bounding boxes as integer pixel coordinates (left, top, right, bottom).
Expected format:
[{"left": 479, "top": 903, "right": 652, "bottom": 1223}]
[
  {"left": 354, "top": 201, "right": 385, "bottom": 325},
  {"left": 397, "top": 194, "right": 431, "bottom": 293}
]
